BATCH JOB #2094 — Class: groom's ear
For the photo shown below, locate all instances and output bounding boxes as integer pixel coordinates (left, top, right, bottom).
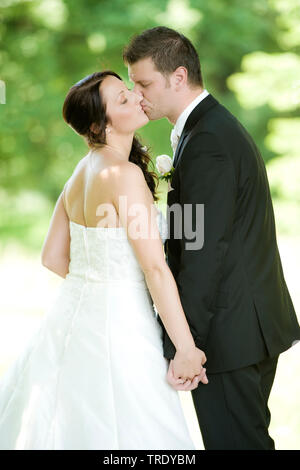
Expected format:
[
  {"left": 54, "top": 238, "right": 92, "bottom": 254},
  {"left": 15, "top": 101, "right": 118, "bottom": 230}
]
[{"left": 172, "top": 66, "right": 188, "bottom": 89}]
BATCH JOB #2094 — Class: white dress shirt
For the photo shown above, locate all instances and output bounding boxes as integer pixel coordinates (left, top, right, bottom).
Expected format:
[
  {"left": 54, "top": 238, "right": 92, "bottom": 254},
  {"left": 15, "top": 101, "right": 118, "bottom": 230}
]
[{"left": 170, "top": 88, "right": 210, "bottom": 154}]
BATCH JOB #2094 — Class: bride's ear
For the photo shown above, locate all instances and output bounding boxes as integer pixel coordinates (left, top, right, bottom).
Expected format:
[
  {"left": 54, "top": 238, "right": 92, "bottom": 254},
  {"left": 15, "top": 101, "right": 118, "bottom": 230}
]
[{"left": 90, "top": 122, "right": 100, "bottom": 134}]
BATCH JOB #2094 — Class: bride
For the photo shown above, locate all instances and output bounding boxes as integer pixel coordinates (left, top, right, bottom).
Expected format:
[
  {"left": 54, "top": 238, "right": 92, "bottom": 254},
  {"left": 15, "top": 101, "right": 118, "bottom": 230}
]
[{"left": 0, "top": 71, "right": 207, "bottom": 450}]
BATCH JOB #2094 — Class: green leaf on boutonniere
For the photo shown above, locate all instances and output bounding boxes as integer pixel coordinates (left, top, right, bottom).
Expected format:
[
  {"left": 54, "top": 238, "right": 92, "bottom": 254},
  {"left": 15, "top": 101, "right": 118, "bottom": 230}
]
[{"left": 158, "top": 167, "right": 175, "bottom": 182}]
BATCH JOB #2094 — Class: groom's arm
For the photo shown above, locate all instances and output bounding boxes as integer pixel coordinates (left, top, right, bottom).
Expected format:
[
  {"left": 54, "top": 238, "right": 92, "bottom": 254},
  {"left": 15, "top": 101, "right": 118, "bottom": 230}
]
[{"left": 163, "top": 131, "right": 236, "bottom": 356}]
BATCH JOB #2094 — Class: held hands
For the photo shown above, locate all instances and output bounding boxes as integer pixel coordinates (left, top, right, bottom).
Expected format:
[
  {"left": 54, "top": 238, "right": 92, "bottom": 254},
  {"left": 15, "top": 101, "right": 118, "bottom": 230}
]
[{"left": 166, "top": 347, "right": 209, "bottom": 391}]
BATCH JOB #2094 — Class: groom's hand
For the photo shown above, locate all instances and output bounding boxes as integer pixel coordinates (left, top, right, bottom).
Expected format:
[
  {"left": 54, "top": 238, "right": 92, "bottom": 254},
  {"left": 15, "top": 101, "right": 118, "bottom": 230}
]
[
  {"left": 166, "top": 359, "right": 208, "bottom": 391},
  {"left": 172, "top": 347, "right": 207, "bottom": 384}
]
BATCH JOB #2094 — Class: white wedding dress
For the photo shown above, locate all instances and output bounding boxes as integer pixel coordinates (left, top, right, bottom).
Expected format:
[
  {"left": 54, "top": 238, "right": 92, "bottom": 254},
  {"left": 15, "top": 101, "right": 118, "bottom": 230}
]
[{"left": 0, "top": 209, "right": 195, "bottom": 450}]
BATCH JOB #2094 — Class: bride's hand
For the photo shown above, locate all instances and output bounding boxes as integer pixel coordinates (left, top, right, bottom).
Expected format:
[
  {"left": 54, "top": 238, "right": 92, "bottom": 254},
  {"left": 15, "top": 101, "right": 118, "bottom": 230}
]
[
  {"left": 166, "top": 360, "right": 208, "bottom": 391},
  {"left": 172, "top": 347, "right": 208, "bottom": 384}
]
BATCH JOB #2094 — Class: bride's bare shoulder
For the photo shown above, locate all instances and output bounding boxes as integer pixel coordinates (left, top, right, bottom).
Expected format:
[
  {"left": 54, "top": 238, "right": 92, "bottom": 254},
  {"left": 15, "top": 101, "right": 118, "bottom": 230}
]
[
  {"left": 103, "top": 160, "right": 144, "bottom": 185},
  {"left": 67, "top": 154, "right": 90, "bottom": 179},
  {"left": 63, "top": 154, "right": 89, "bottom": 189}
]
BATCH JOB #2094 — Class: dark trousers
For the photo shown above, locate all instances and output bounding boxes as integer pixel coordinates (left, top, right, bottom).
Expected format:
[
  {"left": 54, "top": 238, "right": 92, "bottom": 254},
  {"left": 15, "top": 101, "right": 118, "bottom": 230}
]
[{"left": 191, "top": 355, "right": 279, "bottom": 450}]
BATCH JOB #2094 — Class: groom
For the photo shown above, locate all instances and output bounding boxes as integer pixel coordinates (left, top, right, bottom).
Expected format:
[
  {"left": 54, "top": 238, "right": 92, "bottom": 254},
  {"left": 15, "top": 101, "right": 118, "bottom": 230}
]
[{"left": 123, "top": 27, "right": 300, "bottom": 450}]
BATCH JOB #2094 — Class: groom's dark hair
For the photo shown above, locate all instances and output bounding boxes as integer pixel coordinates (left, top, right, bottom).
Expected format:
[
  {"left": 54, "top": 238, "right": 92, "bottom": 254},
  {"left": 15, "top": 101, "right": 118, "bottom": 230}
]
[{"left": 123, "top": 26, "right": 203, "bottom": 87}]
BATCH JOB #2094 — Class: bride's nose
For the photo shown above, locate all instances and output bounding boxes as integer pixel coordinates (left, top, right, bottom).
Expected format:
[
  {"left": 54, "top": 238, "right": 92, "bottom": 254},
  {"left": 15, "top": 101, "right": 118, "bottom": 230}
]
[{"left": 133, "top": 90, "right": 143, "bottom": 103}]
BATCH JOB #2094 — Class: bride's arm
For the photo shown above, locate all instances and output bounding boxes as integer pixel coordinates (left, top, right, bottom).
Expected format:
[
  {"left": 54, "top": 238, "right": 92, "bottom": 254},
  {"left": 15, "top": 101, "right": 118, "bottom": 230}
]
[
  {"left": 110, "top": 161, "right": 207, "bottom": 382},
  {"left": 41, "top": 189, "right": 70, "bottom": 278}
]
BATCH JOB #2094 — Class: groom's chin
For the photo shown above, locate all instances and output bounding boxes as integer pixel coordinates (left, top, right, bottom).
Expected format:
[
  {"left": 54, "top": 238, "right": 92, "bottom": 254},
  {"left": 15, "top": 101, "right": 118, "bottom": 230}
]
[
  {"left": 144, "top": 109, "right": 165, "bottom": 121},
  {"left": 145, "top": 113, "right": 157, "bottom": 121}
]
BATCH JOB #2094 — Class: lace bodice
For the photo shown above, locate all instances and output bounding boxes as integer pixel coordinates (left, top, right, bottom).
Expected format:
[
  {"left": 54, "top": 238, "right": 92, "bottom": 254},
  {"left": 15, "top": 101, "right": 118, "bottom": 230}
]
[{"left": 66, "top": 209, "right": 168, "bottom": 285}]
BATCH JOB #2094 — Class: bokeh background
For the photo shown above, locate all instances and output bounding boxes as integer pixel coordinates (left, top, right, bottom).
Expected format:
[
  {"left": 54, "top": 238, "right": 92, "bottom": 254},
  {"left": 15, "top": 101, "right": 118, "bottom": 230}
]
[{"left": 0, "top": 0, "right": 299, "bottom": 450}]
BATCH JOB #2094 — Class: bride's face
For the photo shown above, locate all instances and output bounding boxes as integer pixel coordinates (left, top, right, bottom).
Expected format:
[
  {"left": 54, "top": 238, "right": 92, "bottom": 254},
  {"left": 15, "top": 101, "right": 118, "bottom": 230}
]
[{"left": 101, "top": 75, "right": 149, "bottom": 135}]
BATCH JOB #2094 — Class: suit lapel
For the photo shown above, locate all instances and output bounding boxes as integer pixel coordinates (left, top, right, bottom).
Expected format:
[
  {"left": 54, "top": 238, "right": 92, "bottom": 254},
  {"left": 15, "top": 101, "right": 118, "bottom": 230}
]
[
  {"left": 172, "top": 133, "right": 188, "bottom": 168},
  {"left": 172, "top": 94, "right": 219, "bottom": 169}
]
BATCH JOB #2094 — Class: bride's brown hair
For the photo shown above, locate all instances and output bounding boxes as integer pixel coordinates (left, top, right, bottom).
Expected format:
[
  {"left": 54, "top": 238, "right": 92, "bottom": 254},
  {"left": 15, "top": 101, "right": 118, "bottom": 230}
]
[{"left": 62, "top": 71, "right": 158, "bottom": 201}]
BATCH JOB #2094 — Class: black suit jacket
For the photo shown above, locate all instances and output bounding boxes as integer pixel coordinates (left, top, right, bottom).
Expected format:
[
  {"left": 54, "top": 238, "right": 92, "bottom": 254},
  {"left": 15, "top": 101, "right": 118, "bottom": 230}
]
[{"left": 159, "top": 94, "right": 300, "bottom": 373}]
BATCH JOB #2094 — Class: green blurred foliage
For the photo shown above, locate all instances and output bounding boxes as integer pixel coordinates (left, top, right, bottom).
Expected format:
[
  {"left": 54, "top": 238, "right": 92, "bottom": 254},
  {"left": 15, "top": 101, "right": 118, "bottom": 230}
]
[{"left": 0, "top": 0, "right": 299, "bottom": 250}]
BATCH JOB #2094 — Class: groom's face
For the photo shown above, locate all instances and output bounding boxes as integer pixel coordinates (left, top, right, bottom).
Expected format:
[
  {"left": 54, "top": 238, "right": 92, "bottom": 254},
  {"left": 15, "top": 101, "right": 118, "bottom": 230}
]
[{"left": 128, "top": 58, "right": 173, "bottom": 121}]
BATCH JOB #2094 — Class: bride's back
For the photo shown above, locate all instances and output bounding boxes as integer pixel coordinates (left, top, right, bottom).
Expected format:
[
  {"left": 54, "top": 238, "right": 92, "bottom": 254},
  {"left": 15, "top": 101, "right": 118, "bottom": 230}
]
[
  {"left": 62, "top": 150, "right": 165, "bottom": 285},
  {"left": 63, "top": 151, "right": 124, "bottom": 228}
]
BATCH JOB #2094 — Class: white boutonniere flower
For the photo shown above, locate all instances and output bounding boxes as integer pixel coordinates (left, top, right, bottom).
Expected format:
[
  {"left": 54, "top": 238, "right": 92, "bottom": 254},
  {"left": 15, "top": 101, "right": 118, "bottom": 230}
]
[{"left": 155, "top": 154, "right": 175, "bottom": 182}]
